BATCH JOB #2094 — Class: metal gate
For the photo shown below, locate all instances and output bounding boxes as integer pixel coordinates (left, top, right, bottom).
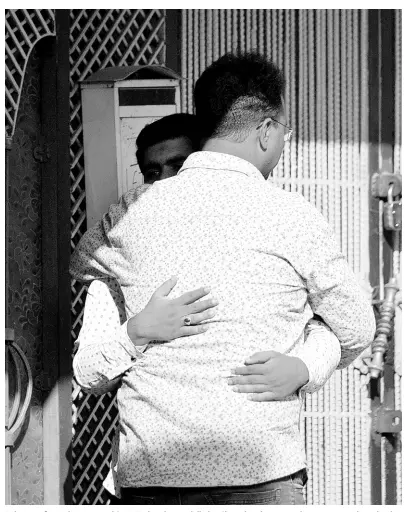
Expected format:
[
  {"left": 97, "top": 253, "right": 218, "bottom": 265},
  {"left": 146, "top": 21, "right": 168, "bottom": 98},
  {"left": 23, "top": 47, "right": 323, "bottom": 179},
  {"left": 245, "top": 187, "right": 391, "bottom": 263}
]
[
  {"left": 179, "top": 9, "right": 402, "bottom": 505},
  {"left": 68, "top": 9, "right": 166, "bottom": 504}
]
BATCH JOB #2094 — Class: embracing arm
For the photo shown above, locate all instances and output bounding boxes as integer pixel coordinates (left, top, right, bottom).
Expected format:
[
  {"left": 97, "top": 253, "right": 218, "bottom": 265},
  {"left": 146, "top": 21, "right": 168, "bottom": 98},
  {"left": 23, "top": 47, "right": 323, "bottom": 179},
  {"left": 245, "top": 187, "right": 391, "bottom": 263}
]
[
  {"left": 74, "top": 277, "right": 218, "bottom": 395},
  {"left": 73, "top": 279, "right": 144, "bottom": 395},
  {"left": 228, "top": 318, "right": 341, "bottom": 400},
  {"left": 287, "top": 198, "right": 376, "bottom": 368}
]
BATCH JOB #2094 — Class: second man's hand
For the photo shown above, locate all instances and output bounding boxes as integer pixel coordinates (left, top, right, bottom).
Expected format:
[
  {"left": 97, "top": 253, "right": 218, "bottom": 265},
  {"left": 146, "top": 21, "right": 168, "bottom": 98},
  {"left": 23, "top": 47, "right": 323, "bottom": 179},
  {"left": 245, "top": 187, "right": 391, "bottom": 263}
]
[
  {"left": 127, "top": 276, "right": 218, "bottom": 346},
  {"left": 227, "top": 351, "right": 309, "bottom": 401}
]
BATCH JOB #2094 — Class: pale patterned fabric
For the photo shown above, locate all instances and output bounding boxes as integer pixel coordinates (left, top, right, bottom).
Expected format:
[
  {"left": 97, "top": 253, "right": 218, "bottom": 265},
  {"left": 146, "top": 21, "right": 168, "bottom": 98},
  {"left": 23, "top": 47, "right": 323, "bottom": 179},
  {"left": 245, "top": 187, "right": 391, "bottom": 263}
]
[
  {"left": 73, "top": 278, "right": 341, "bottom": 497},
  {"left": 71, "top": 151, "right": 375, "bottom": 488}
]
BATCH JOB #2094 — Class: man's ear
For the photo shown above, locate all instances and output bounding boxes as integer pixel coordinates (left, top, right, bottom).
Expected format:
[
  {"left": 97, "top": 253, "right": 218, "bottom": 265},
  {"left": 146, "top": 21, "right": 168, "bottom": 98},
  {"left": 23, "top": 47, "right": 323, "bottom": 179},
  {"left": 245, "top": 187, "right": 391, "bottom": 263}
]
[{"left": 258, "top": 118, "right": 273, "bottom": 152}]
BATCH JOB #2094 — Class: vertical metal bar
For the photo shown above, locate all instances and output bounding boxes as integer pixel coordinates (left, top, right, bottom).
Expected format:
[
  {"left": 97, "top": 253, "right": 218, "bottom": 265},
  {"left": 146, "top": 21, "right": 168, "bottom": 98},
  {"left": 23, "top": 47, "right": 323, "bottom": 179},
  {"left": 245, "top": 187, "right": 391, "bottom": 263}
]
[
  {"left": 251, "top": 9, "right": 257, "bottom": 50},
  {"left": 207, "top": 9, "right": 213, "bottom": 65},
  {"left": 354, "top": 368, "right": 362, "bottom": 504},
  {"left": 303, "top": 10, "right": 310, "bottom": 202},
  {"left": 226, "top": 9, "right": 232, "bottom": 53},
  {"left": 187, "top": 10, "right": 193, "bottom": 113},
  {"left": 333, "top": 9, "right": 341, "bottom": 249},
  {"left": 272, "top": 10, "right": 277, "bottom": 63},
  {"left": 219, "top": 9, "right": 226, "bottom": 56},
  {"left": 341, "top": 11, "right": 349, "bottom": 262},
  {"left": 213, "top": 9, "right": 219, "bottom": 60},
  {"left": 317, "top": 390, "right": 325, "bottom": 504},
  {"left": 258, "top": 9, "right": 264, "bottom": 52},
  {"left": 245, "top": 8, "right": 251, "bottom": 50},
  {"left": 393, "top": 12, "right": 402, "bottom": 502},
  {"left": 282, "top": 10, "right": 291, "bottom": 191},
  {"left": 352, "top": 9, "right": 361, "bottom": 276},
  {"left": 308, "top": 10, "right": 316, "bottom": 208},
  {"left": 288, "top": 9, "right": 296, "bottom": 194},
  {"left": 297, "top": 10, "right": 305, "bottom": 198},
  {"left": 199, "top": 10, "right": 206, "bottom": 74},
  {"left": 231, "top": 9, "right": 238, "bottom": 52},
  {"left": 265, "top": 9, "right": 271, "bottom": 57},
  {"left": 239, "top": 9, "right": 245, "bottom": 53},
  {"left": 181, "top": 10, "right": 187, "bottom": 112},
  {"left": 360, "top": 9, "right": 370, "bottom": 297},
  {"left": 193, "top": 9, "right": 199, "bottom": 113},
  {"left": 277, "top": 9, "right": 284, "bottom": 68}
]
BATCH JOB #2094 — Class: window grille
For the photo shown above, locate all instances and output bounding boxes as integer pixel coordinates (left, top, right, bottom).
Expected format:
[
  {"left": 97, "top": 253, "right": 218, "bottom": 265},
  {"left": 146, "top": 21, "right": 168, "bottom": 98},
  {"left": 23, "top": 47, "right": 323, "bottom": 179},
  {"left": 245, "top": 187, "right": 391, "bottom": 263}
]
[
  {"left": 69, "top": 9, "right": 165, "bottom": 505},
  {"left": 5, "top": 9, "right": 55, "bottom": 137}
]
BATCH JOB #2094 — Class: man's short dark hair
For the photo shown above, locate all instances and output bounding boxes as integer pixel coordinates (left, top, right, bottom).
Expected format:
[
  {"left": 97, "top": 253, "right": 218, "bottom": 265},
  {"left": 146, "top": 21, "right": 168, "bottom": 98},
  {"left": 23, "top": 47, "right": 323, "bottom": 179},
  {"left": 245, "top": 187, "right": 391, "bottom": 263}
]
[
  {"left": 136, "top": 113, "right": 201, "bottom": 170},
  {"left": 194, "top": 52, "right": 285, "bottom": 142}
]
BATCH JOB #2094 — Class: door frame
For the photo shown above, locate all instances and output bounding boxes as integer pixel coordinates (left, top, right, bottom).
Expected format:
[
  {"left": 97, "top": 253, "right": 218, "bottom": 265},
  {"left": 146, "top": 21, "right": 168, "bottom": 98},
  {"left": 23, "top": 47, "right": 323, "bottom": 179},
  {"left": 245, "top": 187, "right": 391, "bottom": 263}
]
[
  {"left": 367, "top": 9, "right": 399, "bottom": 506},
  {"left": 40, "top": 10, "right": 73, "bottom": 505}
]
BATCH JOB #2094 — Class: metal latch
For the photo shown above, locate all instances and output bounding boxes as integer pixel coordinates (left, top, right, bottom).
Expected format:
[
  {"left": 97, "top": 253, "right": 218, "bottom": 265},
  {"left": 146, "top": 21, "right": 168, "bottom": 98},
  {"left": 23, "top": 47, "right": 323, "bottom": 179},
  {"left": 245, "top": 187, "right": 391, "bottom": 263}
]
[
  {"left": 383, "top": 185, "right": 402, "bottom": 231},
  {"left": 373, "top": 406, "right": 402, "bottom": 434},
  {"left": 371, "top": 171, "right": 402, "bottom": 198}
]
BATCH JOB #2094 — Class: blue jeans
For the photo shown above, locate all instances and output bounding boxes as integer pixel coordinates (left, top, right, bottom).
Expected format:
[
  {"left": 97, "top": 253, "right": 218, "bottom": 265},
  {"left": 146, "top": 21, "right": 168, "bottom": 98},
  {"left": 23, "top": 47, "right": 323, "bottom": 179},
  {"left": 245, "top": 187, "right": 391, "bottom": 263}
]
[{"left": 120, "top": 469, "right": 307, "bottom": 505}]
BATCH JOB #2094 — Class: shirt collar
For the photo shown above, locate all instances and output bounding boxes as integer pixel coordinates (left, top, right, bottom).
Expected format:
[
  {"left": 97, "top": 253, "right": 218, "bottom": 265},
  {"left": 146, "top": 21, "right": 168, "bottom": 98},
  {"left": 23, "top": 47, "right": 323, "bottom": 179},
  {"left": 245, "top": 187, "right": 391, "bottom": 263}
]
[{"left": 178, "top": 151, "right": 265, "bottom": 181}]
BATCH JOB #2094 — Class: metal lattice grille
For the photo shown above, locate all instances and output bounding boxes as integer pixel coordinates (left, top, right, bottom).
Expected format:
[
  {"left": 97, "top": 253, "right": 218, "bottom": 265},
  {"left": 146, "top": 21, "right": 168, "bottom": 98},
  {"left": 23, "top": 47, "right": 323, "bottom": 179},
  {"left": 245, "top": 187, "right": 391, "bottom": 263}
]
[
  {"left": 69, "top": 9, "right": 166, "bottom": 505},
  {"left": 5, "top": 9, "right": 55, "bottom": 137}
]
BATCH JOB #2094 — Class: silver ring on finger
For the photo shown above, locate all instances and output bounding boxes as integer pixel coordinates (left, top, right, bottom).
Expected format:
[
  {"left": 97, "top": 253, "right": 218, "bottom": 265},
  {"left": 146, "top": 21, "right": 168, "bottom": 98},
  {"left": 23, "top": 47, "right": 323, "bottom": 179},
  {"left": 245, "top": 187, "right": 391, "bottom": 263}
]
[{"left": 183, "top": 316, "right": 192, "bottom": 326}]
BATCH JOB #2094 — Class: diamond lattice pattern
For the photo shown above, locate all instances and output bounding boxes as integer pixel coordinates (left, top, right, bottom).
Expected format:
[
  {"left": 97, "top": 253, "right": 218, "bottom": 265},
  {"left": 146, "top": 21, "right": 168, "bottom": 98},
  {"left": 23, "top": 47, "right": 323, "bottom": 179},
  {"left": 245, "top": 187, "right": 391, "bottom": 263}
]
[
  {"left": 5, "top": 9, "right": 55, "bottom": 137},
  {"left": 70, "top": 9, "right": 165, "bottom": 505}
]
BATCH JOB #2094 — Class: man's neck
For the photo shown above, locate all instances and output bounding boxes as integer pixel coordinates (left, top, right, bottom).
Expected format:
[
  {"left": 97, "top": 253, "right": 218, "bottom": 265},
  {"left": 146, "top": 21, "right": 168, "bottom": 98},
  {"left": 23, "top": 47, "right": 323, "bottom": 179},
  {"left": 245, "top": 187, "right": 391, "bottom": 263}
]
[
  {"left": 201, "top": 138, "right": 269, "bottom": 180},
  {"left": 202, "top": 138, "right": 254, "bottom": 164}
]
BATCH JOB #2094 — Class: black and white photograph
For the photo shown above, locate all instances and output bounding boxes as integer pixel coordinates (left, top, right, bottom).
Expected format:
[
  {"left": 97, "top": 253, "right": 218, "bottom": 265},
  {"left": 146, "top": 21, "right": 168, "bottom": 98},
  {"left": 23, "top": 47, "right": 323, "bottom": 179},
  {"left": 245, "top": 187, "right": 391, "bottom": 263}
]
[{"left": 4, "top": 8, "right": 402, "bottom": 507}]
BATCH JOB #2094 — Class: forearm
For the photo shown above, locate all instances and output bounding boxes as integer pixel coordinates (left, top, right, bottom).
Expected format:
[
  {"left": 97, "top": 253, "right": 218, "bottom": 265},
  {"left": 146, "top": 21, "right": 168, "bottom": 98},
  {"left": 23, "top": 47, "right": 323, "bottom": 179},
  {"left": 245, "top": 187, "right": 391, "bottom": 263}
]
[
  {"left": 74, "top": 279, "right": 150, "bottom": 395},
  {"left": 308, "top": 260, "right": 376, "bottom": 368},
  {"left": 286, "top": 197, "right": 376, "bottom": 369},
  {"left": 73, "top": 321, "right": 145, "bottom": 395}
]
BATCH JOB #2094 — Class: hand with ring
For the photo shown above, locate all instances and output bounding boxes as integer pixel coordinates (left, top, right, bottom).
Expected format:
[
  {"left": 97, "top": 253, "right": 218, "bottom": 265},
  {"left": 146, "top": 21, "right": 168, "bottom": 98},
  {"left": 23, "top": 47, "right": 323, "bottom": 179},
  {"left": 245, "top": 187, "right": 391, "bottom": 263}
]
[{"left": 127, "top": 276, "right": 218, "bottom": 345}]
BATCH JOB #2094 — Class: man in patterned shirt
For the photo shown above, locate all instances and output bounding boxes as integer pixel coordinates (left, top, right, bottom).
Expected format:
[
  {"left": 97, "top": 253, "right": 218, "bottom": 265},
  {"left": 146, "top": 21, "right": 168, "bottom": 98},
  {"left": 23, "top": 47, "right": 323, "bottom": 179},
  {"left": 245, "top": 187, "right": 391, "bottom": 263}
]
[
  {"left": 72, "top": 113, "right": 344, "bottom": 502},
  {"left": 71, "top": 54, "right": 375, "bottom": 504}
]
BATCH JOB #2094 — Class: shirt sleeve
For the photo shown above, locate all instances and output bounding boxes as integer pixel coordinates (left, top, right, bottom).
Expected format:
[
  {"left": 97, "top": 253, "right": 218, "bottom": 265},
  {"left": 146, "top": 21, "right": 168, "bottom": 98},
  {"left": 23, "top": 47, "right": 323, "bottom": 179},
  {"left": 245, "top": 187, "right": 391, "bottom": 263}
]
[
  {"left": 292, "top": 318, "right": 341, "bottom": 394},
  {"left": 73, "top": 279, "right": 147, "bottom": 395},
  {"left": 283, "top": 196, "right": 376, "bottom": 369},
  {"left": 69, "top": 185, "right": 151, "bottom": 283}
]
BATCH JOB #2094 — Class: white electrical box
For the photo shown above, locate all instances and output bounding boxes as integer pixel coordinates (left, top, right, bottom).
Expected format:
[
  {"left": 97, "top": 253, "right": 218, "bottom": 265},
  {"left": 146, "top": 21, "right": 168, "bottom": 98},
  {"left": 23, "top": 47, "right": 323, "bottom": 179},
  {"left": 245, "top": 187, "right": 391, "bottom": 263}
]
[{"left": 80, "top": 65, "right": 182, "bottom": 227}]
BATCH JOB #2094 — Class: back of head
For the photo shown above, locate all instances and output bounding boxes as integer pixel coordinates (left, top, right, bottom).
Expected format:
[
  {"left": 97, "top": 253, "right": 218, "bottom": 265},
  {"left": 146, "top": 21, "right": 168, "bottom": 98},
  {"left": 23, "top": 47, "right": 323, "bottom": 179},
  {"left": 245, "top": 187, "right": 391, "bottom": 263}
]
[
  {"left": 194, "top": 52, "right": 285, "bottom": 142},
  {"left": 136, "top": 113, "right": 201, "bottom": 169}
]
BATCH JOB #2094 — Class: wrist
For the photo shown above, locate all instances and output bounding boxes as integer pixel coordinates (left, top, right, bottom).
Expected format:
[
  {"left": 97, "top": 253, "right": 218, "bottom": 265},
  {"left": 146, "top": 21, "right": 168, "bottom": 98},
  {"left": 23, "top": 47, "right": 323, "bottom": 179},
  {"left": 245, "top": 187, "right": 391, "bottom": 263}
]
[
  {"left": 291, "top": 356, "right": 310, "bottom": 390},
  {"left": 127, "top": 315, "right": 151, "bottom": 346}
]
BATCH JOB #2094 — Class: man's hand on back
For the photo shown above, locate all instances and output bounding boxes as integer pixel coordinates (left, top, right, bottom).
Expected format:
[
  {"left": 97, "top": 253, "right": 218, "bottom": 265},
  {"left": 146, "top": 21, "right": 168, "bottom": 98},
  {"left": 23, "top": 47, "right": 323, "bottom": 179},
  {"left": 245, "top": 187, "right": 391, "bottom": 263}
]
[{"left": 227, "top": 351, "right": 309, "bottom": 401}]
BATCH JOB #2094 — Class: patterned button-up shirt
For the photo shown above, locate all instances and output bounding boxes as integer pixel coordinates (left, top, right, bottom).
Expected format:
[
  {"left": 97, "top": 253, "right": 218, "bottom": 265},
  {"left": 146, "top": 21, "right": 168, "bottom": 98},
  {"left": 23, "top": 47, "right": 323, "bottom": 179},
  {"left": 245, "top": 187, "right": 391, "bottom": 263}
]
[{"left": 71, "top": 151, "right": 375, "bottom": 488}]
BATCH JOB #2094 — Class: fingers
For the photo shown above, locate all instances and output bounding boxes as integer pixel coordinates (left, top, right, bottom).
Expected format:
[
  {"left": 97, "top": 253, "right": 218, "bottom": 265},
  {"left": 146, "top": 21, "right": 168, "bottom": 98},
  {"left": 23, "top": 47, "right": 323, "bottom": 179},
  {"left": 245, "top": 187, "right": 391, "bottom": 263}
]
[
  {"left": 152, "top": 276, "right": 178, "bottom": 298},
  {"left": 178, "top": 324, "right": 211, "bottom": 337},
  {"left": 248, "top": 392, "right": 278, "bottom": 402},
  {"left": 244, "top": 350, "right": 280, "bottom": 365},
  {"left": 188, "top": 308, "right": 218, "bottom": 324},
  {"left": 227, "top": 375, "right": 264, "bottom": 386},
  {"left": 230, "top": 384, "right": 270, "bottom": 394},
  {"left": 187, "top": 297, "right": 219, "bottom": 314},
  {"left": 232, "top": 364, "right": 265, "bottom": 376},
  {"left": 176, "top": 286, "right": 212, "bottom": 306}
]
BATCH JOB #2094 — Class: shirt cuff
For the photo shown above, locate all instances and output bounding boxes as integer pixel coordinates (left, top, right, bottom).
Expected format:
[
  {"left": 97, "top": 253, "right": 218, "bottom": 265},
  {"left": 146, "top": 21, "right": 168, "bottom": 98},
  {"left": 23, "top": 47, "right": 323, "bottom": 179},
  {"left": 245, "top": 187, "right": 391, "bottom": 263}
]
[
  {"left": 118, "top": 321, "right": 149, "bottom": 358},
  {"left": 296, "top": 319, "right": 341, "bottom": 394}
]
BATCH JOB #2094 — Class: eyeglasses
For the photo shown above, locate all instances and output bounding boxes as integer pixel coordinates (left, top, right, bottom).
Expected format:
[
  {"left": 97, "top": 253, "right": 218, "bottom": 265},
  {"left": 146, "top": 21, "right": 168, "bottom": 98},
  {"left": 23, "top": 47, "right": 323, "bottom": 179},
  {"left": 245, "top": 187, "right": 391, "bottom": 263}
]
[{"left": 271, "top": 118, "right": 293, "bottom": 142}]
